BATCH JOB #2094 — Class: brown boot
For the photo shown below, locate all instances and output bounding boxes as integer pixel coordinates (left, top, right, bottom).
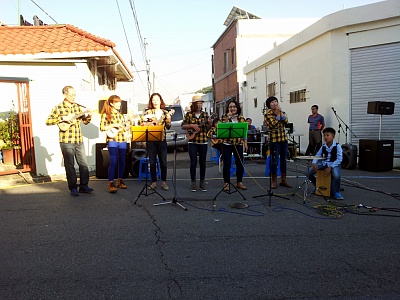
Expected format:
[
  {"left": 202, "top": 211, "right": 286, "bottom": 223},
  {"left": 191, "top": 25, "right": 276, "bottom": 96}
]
[
  {"left": 117, "top": 178, "right": 127, "bottom": 189},
  {"left": 236, "top": 182, "right": 247, "bottom": 190},
  {"left": 271, "top": 174, "right": 278, "bottom": 189},
  {"left": 108, "top": 181, "right": 117, "bottom": 193},
  {"left": 279, "top": 173, "right": 292, "bottom": 188}
]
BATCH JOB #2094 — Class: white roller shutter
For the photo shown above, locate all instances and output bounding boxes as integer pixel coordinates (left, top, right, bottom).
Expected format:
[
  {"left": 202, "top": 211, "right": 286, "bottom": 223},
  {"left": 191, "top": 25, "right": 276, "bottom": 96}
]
[{"left": 350, "top": 42, "right": 400, "bottom": 157}]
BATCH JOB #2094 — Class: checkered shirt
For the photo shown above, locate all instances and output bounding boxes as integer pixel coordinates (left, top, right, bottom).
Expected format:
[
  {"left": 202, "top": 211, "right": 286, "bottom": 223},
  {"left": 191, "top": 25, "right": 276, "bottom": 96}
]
[
  {"left": 182, "top": 111, "right": 209, "bottom": 144},
  {"left": 46, "top": 101, "right": 91, "bottom": 143},
  {"left": 138, "top": 109, "right": 171, "bottom": 140},
  {"left": 264, "top": 109, "right": 288, "bottom": 143},
  {"left": 100, "top": 111, "right": 127, "bottom": 143}
]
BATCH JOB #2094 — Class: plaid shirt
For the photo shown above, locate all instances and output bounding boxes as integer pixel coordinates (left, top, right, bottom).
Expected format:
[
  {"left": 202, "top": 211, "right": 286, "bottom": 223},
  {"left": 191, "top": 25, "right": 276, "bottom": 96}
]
[
  {"left": 138, "top": 109, "right": 171, "bottom": 141},
  {"left": 100, "top": 111, "right": 127, "bottom": 143},
  {"left": 220, "top": 115, "right": 246, "bottom": 146},
  {"left": 264, "top": 109, "right": 288, "bottom": 143},
  {"left": 182, "top": 111, "right": 209, "bottom": 144},
  {"left": 46, "top": 101, "right": 91, "bottom": 143}
]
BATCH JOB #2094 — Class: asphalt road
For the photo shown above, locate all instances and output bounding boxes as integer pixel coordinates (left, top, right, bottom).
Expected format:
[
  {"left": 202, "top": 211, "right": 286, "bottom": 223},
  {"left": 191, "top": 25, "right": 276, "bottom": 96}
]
[{"left": 1, "top": 151, "right": 400, "bottom": 299}]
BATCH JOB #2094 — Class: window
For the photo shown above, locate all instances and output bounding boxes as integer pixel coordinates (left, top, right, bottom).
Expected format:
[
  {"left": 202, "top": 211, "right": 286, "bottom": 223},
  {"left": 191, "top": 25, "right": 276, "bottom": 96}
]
[
  {"left": 231, "top": 47, "right": 235, "bottom": 65},
  {"left": 254, "top": 98, "right": 257, "bottom": 108},
  {"left": 289, "top": 89, "right": 307, "bottom": 103},
  {"left": 224, "top": 51, "right": 229, "bottom": 73},
  {"left": 267, "top": 82, "right": 276, "bottom": 97}
]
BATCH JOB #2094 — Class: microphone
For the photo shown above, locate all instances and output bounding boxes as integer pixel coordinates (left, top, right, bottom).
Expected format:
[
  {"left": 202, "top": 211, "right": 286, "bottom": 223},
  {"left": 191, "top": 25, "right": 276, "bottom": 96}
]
[{"left": 331, "top": 107, "right": 336, "bottom": 113}]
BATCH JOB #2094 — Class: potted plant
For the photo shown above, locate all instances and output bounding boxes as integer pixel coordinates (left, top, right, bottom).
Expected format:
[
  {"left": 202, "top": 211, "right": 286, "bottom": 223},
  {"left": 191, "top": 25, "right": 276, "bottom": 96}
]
[{"left": 0, "top": 101, "right": 21, "bottom": 165}]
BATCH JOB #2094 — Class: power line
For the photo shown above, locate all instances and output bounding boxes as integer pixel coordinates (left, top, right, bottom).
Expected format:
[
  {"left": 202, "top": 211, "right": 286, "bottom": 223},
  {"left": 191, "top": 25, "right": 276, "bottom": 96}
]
[
  {"left": 115, "top": 0, "right": 133, "bottom": 66},
  {"left": 30, "top": 0, "right": 58, "bottom": 24}
]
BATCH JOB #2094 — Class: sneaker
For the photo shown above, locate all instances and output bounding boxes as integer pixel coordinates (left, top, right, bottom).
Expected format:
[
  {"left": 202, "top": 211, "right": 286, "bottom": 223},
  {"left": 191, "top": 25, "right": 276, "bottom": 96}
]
[
  {"left": 334, "top": 192, "right": 344, "bottom": 200},
  {"left": 200, "top": 180, "right": 207, "bottom": 192},
  {"left": 162, "top": 182, "right": 169, "bottom": 191},
  {"left": 148, "top": 182, "right": 157, "bottom": 190},
  {"left": 79, "top": 185, "right": 93, "bottom": 193},
  {"left": 191, "top": 181, "right": 196, "bottom": 192},
  {"left": 70, "top": 187, "right": 79, "bottom": 197}
]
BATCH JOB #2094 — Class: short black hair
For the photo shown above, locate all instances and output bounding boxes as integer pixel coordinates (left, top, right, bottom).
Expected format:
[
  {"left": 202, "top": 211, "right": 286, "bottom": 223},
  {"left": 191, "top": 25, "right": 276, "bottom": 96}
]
[
  {"left": 225, "top": 100, "right": 242, "bottom": 115},
  {"left": 265, "top": 96, "right": 278, "bottom": 109},
  {"left": 323, "top": 127, "right": 335, "bottom": 136},
  {"left": 311, "top": 105, "right": 318, "bottom": 110}
]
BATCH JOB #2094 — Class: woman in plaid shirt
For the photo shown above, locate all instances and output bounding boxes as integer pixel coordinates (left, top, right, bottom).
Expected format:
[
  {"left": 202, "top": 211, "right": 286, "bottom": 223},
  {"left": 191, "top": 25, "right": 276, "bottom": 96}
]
[
  {"left": 100, "top": 95, "right": 129, "bottom": 193},
  {"left": 220, "top": 100, "right": 248, "bottom": 192}
]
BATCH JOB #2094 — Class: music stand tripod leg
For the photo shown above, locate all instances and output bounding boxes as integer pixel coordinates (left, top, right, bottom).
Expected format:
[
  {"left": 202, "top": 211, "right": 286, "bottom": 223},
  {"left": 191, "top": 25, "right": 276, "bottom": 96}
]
[
  {"left": 253, "top": 149, "right": 290, "bottom": 206},
  {"left": 153, "top": 133, "right": 187, "bottom": 210}
]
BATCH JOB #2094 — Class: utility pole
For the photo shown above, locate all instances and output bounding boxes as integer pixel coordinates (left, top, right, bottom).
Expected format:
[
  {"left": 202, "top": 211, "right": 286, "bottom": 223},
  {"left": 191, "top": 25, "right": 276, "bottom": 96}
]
[
  {"left": 153, "top": 72, "right": 156, "bottom": 93},
  {"left": 144, "top": 38, "right": 151, "bottom": 98}
]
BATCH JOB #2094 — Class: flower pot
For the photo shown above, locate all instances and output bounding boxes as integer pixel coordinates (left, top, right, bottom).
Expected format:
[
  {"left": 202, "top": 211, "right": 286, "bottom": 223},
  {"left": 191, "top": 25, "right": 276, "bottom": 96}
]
[{"left": 1, "top": 149, "right": 14, "bottom": 165}]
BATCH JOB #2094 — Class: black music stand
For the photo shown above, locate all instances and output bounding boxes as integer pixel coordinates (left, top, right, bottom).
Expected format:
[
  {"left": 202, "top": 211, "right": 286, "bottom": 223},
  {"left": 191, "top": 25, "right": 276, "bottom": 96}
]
[
  {"left": 253, "top": 129, "right": 290, "bottom": 206},
  {"left": 153, "top": 132, "right": 187, "bottom": 210},
  {"left": 132, "top": 125, "right": 166, "bottom": 204},
  {"left": 213, "top": 122, "right": 248, "bottom": 203}
]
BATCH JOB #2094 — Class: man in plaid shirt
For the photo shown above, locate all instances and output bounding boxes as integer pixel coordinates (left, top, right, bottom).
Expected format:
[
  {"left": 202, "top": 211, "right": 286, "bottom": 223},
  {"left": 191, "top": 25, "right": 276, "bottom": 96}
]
[
  {"left": 181, "top": 95, "right": 212, "bottom": 192},
  {"left": 46, "top": 86, "right": 93, "bottom": 197},
  {"left": 264, "top": 96, "right": 292, "bottom": 189}
]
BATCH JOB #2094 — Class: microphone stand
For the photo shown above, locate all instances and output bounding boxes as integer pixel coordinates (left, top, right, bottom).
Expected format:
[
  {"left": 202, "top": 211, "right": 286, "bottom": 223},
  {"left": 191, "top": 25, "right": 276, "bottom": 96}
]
[
  {"left": 153, "top": 133, "right": 187, "bottom": 210},
  {"left": 331, "top": 107, "right": 357, "bottom": 144}
]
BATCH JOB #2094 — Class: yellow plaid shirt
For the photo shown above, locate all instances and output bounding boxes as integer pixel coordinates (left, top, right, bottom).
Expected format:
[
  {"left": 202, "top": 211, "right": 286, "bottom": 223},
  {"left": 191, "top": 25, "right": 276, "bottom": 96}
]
[
  {"left": 46, "top": 101, "right": 91, "bottom": 143},
  {"left": 100, "top": 111, "right": 128, "bottom": 143},
  {"left": 264, "top": 109, "right": 288, "bottom": 143},
  {"left": 182, "top": 111, "right": 209, "bottom": 144},
  {"left": 219, "top": 115, "right": 246, "bottom": 146},
  {"left": 138, "top": 109, "right": 171, "bottom": 141}
]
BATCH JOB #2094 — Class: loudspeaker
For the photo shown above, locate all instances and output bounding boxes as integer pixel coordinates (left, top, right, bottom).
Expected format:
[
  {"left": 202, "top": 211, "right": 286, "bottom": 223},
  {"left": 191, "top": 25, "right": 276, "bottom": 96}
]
[
  {"left": 95, "top": 143, "right": 131, "bottom": 179},
  {"left": 341, "top": 143, "right": 357, "bottom": 169},
  {"left": 359, "top": 139, "right": 394, "bottom": 172},
  {"left": 367, "top": 101, "right": 395, "bottom": 115},
  {"left": 98, "top": 100, "right": 127, "bottom": 114}
]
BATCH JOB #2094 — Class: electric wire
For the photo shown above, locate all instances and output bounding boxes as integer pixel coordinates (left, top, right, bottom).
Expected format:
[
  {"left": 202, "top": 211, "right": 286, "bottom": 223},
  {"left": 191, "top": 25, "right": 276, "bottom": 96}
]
[
  {"left": 30, "top": 0, "right": 58, "bottom": 24},
  {"left": 115, "top": 0, "right": 133, "bottom": 66}
]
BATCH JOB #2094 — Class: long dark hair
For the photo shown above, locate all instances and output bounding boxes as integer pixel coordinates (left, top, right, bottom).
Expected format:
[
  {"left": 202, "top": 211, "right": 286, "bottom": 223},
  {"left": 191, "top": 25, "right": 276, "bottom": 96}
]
[
  {"left": 225, "top": 99, "right": 242, "bottom": 115},
  {"left": 147, "top": 93, "right": 166, "bottom": 109}
]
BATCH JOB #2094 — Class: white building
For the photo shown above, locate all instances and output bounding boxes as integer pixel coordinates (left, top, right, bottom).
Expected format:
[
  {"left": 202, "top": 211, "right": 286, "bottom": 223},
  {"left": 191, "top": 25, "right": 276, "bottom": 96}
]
[{"left": 243, "top": 0, "right": 400, "bottom": 167}]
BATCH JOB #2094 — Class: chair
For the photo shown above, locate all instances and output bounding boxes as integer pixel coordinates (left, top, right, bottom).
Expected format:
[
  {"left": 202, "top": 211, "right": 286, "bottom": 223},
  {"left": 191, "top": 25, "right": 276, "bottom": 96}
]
[
  {"left": 264, "top": 155, "right": 281, "bottom": 176},
  {"left": 138, "top": 157, "right": 161, "bottom": 182},
  {"left": 209, "top": 147, "right": 220, "bottom": 164}
]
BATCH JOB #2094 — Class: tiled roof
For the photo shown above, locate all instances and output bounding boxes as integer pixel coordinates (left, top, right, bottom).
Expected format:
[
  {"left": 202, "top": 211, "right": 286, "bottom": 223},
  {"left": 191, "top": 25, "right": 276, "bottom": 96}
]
[
  {"left": 0, "top": 24, "right": 115, "bottom": 55},
  {"left": 0, "top": 24, "right": 133, "bottom": 80}
]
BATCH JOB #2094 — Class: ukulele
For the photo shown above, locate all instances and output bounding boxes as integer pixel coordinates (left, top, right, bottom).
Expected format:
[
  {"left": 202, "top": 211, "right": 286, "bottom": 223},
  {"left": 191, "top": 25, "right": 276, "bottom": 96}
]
[
  {"left": 58, "top": 109, "right": 91, "bottom": 131},
  {"left": 143, "top": 109, "right": 175, "bottom": 126},
  {"left": 186, "top": 113, "right": 218, "bottom": 141},
  {"left": 106, "top": 114, "right": 139, "bottom": 138}
]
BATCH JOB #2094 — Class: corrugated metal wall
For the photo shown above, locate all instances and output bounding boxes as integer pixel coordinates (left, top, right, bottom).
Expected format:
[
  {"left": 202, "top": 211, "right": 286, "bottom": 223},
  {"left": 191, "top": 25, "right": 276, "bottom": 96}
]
[{"left": 350, "top": 42, "right": 400, "bottom": 157}]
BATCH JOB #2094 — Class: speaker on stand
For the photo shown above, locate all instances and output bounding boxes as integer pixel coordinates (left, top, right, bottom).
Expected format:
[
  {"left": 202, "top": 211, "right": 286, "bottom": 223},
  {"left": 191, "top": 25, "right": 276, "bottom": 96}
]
[{"left": 341, "top": 143, "right": 357, "bottom": 169}]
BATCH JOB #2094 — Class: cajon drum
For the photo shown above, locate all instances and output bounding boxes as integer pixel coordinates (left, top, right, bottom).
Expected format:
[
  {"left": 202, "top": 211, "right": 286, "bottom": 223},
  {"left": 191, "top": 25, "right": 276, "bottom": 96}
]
[{"left": 316, "top": 170, "right": 331, "bottom": 197}]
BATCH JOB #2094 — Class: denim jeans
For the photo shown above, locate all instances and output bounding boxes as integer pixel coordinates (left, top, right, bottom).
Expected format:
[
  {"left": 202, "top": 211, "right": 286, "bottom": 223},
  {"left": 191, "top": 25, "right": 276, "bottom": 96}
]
[
  {"left": 188, "top": 143, "right": 208, "bottom": 181},
  {"left": 269, "top": 141, "right": 288, "bottom": 175},
  {"left": 306, "top": 164, "right": 341, "bottom": 195},
  {"left": 107, "top": 141, "right": 127, "bottom": 181},
  {"left": 146, "top": 141, "right": 167, "bottom": 182},
  {"left": 222, "top": 144, "right": 244, "bottom": 183},
  {"left": 60, "top": 142, "right": 89, "bottom": 190}
]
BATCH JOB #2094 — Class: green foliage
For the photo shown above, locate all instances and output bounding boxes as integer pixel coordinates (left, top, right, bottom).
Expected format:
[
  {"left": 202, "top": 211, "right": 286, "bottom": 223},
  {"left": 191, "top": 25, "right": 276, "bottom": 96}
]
[
  {"left": 195, "top": 86, "right": 213, "bottom": 94},
  {"left": 0, "top": 100, "right": 20, "bottom": 150}
]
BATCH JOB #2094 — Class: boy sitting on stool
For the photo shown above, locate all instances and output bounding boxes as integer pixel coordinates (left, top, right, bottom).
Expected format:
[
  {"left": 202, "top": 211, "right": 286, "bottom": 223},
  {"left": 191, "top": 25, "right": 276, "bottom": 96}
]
[{"left": 306, "top": 127, "right": 344, "bottom": 200}]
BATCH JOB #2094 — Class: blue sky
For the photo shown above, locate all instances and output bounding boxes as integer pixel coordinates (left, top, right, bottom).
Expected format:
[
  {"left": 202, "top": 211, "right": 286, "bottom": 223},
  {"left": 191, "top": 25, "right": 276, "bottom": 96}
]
[{"left": 1, "top": 0, "right": 383, "bottom": 102}]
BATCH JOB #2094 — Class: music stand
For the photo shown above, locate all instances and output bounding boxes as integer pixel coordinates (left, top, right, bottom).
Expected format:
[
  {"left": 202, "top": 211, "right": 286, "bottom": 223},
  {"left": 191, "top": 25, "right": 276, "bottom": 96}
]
[
  {"left": 253, "top": 129, "right": 290, "bottom": 206},
  {"left": 153, "top": 132, "right": 187, "bottom": 210},
  {"left": 132, "top": 125, "right": 166, "bottom": 204},
  {"left": 213, "top": 122, "right": 248, "bottom": 203}
]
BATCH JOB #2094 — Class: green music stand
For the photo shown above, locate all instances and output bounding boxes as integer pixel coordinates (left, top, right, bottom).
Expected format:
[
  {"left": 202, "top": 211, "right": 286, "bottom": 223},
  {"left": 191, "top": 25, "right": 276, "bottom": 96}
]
[{"left": 213, "top": 121, "right": 248, "bottom": 204}]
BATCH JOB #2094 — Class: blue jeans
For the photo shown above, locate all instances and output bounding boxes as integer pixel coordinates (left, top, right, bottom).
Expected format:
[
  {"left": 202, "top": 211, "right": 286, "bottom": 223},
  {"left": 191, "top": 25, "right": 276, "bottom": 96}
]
[
  {"left": 270, "top": 141, "right": 288, "bottom": 175},
  {"left": 146, "top": 141, "right": 167, "bottom": 182},
  {"left": 107, "top": 141, "right": 127, "bottom": 181},
  {"left": 306, "top": 164, "right": 341, "bottom": 195},
  {"left": 222, "top": 144, "right": 244, "bottom": 183},
  {"left": 188, "top": 143, "right": 208, "bottom": 181},
  {"left": 60, "top": 142, "right": 89, "bottom": 190}
]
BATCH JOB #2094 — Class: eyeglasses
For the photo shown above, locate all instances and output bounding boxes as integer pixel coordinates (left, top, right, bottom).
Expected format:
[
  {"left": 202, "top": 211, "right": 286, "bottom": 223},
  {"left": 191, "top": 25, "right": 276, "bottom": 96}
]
[{"left": 228, "top": 105, "right": 237, "bottom": 108}]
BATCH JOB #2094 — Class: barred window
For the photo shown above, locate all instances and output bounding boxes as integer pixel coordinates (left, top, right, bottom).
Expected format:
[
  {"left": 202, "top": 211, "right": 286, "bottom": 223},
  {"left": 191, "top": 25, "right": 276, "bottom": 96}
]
[
  {"left": 267, "top": 82, "right": 276, "bottom": 97},
  {"left": 289, "top": 89, "right": 306, "bottom": 103}
]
